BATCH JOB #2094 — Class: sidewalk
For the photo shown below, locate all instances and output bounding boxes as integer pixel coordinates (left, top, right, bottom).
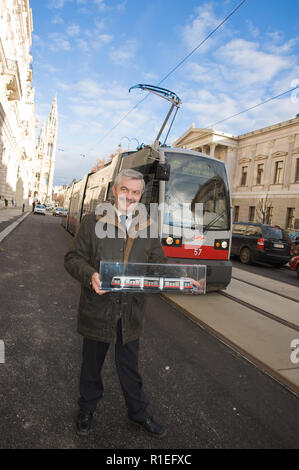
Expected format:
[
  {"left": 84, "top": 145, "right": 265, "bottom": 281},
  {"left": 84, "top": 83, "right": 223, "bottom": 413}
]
[{"left": 0, "top": 207, "right": 30, "bottom": 243}]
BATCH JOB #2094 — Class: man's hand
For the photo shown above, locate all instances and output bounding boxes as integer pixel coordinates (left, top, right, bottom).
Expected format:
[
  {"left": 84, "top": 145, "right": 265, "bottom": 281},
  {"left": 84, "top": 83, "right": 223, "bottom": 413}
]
[{"left": 91, "top": 272, "right": 108, "bottom": 295}]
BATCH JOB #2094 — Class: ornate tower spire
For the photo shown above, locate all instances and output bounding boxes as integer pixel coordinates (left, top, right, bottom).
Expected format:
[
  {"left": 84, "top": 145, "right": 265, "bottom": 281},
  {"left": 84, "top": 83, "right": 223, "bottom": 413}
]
[{"left": 36, "top": 96, "right": 58, "bottom": 203}]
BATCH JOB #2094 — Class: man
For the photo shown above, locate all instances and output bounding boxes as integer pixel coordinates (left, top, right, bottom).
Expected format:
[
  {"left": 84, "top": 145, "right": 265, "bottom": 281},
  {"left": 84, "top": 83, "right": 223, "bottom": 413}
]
[{"left": 64, "top": 169, "right": 168, "bottom": 438}]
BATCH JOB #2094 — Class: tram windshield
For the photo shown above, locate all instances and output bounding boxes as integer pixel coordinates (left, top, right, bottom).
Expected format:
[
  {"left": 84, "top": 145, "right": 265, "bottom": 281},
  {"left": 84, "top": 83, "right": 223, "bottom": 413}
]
[{"left": 163, "top": 152, "right": 230, "bottom": 230}]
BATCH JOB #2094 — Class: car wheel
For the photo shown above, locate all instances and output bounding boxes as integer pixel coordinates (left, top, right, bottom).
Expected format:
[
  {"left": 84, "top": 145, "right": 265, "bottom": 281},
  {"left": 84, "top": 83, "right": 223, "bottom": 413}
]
[
  {"left": 297, "top": 266, "right": 299, "bottom": 279},
  {"left": 240, "top": 247, "right": 252, "bottom": 265}
]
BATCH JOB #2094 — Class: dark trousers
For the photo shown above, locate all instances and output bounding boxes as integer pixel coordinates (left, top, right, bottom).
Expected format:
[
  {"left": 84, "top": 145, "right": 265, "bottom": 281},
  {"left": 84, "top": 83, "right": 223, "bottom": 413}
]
[{"left": 78, "top": 320, "right": 149, "bottom": 422}]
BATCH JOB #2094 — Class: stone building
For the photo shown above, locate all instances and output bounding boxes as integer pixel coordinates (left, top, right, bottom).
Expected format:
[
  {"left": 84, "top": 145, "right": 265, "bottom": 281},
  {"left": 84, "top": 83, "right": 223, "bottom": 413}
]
[
  {"left": 0, "top": 0, "right": 57, "bottom": 208},
  {"left": 173, "top": 116, "right": 299, "bottom": 230}
]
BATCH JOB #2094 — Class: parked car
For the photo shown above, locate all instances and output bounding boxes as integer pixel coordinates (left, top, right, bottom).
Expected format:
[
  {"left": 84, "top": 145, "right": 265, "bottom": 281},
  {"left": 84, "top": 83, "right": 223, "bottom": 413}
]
[
  {"left": 34, "top": 204, "right": 46, "bottom": 216},
  {"left": 231, "top": 222, "right": 292, "bottom": 266},
  {"left": 52, "top": 207, "right": 67, "bottom": 217},
  {"left": 45, "top": 203, "right": 54, "bottom": 211}
]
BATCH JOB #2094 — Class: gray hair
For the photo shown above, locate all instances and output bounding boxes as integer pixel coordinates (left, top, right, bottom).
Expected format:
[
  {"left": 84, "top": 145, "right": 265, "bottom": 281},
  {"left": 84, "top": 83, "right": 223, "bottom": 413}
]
[{"left": 113, "top": 168, "right": 145, "bottom": 193}]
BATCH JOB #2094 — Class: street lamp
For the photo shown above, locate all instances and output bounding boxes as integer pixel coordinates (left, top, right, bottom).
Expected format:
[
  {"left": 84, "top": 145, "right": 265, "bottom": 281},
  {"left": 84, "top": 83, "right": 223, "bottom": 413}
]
[{"left": 119, "top": 136, "right": 140, "bottom": 150}]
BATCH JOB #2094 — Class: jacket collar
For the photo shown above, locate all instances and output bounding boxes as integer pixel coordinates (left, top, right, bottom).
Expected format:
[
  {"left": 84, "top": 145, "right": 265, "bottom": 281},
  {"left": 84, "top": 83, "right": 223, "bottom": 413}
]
[{"left": 95, "top": 203, "right": 152, "bottom": 236}]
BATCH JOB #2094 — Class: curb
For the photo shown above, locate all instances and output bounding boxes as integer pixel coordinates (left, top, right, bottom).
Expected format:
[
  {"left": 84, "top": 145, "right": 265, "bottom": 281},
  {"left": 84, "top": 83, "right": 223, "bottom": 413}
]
[{"left": 0, "top": 212, "right": 30, "bottom": 243}]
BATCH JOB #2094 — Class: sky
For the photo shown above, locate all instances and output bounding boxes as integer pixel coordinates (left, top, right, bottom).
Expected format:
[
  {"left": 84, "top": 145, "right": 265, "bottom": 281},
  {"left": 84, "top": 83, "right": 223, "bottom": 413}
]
[{"left": 29, "top": 0, "right": 299, "bottom": 186}]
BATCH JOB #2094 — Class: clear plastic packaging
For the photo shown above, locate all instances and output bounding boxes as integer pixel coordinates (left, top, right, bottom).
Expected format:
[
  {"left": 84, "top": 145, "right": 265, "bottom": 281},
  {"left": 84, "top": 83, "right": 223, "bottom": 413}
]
[{"left": 99, "top": 261, "right": 206, "bottom": 294}]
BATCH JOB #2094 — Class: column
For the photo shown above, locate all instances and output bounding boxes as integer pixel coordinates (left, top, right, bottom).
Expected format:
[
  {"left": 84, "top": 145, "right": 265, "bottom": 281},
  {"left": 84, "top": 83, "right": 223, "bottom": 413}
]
[
  {"left": 209, "top": 143, "right": 216, "bottom": 158},
  {"left": 285, "top": 135, "right": 295, "bottom": 189}
]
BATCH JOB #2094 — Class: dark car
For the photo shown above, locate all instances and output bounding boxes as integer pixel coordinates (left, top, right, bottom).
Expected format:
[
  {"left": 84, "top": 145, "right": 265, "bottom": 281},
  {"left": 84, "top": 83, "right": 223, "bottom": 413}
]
[{"left": 231, "top": 222, "right": 292, "bottom": 267}]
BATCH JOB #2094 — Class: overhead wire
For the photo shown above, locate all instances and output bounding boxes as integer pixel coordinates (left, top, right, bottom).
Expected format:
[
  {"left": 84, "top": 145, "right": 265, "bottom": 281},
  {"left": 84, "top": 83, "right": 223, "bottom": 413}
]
[
  {"left": 84, "top": 0, "right": 248, "bottom": 153},
  {"left": 183, "top": 85, "right": 299, "bottom": 143}
]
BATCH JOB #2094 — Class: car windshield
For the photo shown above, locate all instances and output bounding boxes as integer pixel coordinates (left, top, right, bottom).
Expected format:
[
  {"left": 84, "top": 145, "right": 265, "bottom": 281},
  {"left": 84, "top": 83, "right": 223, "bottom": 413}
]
[
  {"left": 36, "top": 205, "right": 44, "bottom": 208},
  {"left": 163, "top": 152, "right": 230, "bottom": 230}
]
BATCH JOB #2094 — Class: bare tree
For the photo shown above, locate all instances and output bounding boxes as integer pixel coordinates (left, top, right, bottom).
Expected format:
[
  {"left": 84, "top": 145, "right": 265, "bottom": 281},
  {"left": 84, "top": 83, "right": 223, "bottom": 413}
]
[
  {"left": 256, "top": 194, "right": 273, "bottom": 224},
  {"left": 91, "top": 158, "right": 106, "bottom": 173},
  {"left": 91, "top": 146, "right": 123, "bottom": 173}
]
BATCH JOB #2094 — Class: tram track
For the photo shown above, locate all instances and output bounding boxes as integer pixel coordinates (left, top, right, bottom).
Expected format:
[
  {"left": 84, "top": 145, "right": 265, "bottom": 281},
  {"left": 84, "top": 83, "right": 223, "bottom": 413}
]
[
  {"left": 162, "top": 275, "right": 299, "bottom": 398},
  {"left": 231, "top": 275, "right": 299, "bottom": 304},
  {"left": 219, "top": 288, "right": 299, "bottom": 332}
]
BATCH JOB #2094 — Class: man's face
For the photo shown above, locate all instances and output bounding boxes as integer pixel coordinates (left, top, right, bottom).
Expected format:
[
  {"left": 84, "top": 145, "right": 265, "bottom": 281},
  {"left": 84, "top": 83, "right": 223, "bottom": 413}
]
[{"left": 112, "top": 176, "right": 143, "bottom": 214}]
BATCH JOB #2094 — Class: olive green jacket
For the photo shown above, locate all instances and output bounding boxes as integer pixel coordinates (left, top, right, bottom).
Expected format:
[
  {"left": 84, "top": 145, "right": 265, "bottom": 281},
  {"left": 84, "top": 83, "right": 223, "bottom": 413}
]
[{"left": 64, "top": 210, "right": 167, "bottom": 343}]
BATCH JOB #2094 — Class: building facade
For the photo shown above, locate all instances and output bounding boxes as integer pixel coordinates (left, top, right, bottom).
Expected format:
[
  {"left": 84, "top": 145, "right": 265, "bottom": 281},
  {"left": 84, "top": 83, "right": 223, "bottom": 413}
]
[
  {"left": 0, "top": 0, "right": 57, "bottom": 208},
  {"left": 173, "top": 116, "right": 299, "bottom": 230}
]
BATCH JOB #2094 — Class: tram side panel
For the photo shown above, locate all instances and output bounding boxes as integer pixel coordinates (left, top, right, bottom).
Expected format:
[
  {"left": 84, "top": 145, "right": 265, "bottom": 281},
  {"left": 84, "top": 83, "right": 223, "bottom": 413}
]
[{"left": 67, "top": 176, "right": 87, "bottom": 235}]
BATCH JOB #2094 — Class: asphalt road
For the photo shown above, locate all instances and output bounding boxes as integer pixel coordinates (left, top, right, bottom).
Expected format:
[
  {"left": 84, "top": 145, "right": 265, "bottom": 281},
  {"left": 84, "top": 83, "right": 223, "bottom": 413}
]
[{"left": 0, "top": 213, "right": 298, "bottom": 449}]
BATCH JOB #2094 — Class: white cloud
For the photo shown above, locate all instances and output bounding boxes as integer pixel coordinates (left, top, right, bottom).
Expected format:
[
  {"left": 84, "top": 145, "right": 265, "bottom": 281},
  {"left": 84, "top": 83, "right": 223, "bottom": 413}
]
[
  {"left": 265, "top": 37, "right": 299, "bottom": 55},
  {"left": 47, "top": 0, "right": 72, "bottom": 9},
  {"left": 181, "top": 2, "right": 222, "bottom": 54},
  {"left": 40, "top": 63, "right": 59, "bottom": 74},
  {"left": 49, "top": 32, "right": 72, "bottom": 51},
  {"left": 51, "top": 14, "right": 64, "bottom": 24},
  {"left": 216, "top": 39, "right": 291, "bottom": 86},
  {"left": 66, "top": 24, "right": 80, "bottom": 36},
  {"left": 109, "top": 40, "right": 138, "bottom": 65}
]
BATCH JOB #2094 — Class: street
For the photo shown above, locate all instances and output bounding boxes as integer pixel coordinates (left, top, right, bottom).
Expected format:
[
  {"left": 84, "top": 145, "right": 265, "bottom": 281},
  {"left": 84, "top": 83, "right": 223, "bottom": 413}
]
[{"left": 0, "top": 213, "right": 299, "bottom": 449}]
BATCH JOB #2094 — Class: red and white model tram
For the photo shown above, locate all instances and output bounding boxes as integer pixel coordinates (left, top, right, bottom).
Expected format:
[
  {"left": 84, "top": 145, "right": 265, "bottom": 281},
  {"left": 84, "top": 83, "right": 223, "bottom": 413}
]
[{"left": 111, "top": 275, "right": 196, "bottom": 291}]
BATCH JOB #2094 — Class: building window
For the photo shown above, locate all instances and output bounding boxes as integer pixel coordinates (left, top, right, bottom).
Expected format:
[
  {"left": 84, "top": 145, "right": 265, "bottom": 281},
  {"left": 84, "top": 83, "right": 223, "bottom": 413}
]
[
  {"left": 240, "top": 166, "right": 248, "bottom": 186},
  {"left": 286, "top": 208, "right": 295, "bottom": 229},
  {"left": 274, "top": 161, "right": 283, "bottom": 184},
  {"left": 295, "top": 159, "right": 299, "bottom": 182},
  {"left": 233, "top": 206, "right": 239, "bottom": 223},
  {"left": 256, "top": 163, "right": 264, "bottom": 185},
  {"left": 248, "top": 206, "right": 255, "bottom": 222}
]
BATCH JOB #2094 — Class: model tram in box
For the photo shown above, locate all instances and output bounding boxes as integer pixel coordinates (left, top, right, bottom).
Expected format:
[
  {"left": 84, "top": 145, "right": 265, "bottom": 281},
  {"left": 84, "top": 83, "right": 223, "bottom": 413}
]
[
  {"left": 100, "top": 261, "right": 206, "bottom": 294},
  {"left": 111, "top": 275, "right": 198, "bottom": 291}
]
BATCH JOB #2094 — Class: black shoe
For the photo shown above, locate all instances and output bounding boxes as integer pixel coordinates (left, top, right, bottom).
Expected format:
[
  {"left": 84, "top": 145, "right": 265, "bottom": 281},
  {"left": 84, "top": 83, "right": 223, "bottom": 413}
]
[
  {"left": 129, "top": 416, "right": 167, "bottom": 439},
  {"left": 76, "top": 410, "right": 93, "bottom": 436}
]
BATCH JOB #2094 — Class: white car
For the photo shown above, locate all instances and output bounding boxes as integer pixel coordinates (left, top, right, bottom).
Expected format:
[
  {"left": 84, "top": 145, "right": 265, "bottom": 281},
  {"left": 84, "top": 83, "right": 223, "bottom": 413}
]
[{"left": 34, "top": 204, "right": 46, "bottom": 216}]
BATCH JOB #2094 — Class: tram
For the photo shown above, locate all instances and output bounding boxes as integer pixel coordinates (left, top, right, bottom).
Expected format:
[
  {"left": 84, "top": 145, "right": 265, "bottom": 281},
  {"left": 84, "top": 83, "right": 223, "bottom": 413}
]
[{"left": 62, "top": 85, "right": 232, "bottom": 291}]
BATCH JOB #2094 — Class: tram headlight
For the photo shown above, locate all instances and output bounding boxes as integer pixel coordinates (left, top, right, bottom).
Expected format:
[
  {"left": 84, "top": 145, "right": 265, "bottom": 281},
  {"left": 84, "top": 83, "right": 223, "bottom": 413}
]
[
  {"left": 163, "top": 236, "right": 182, "bottom": 247},
  {"left": 214, "top": 239, "right": 229, "bottom": 250},
  {"left": 166, "top": 237, "right": 173, "bottom": 245}
]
